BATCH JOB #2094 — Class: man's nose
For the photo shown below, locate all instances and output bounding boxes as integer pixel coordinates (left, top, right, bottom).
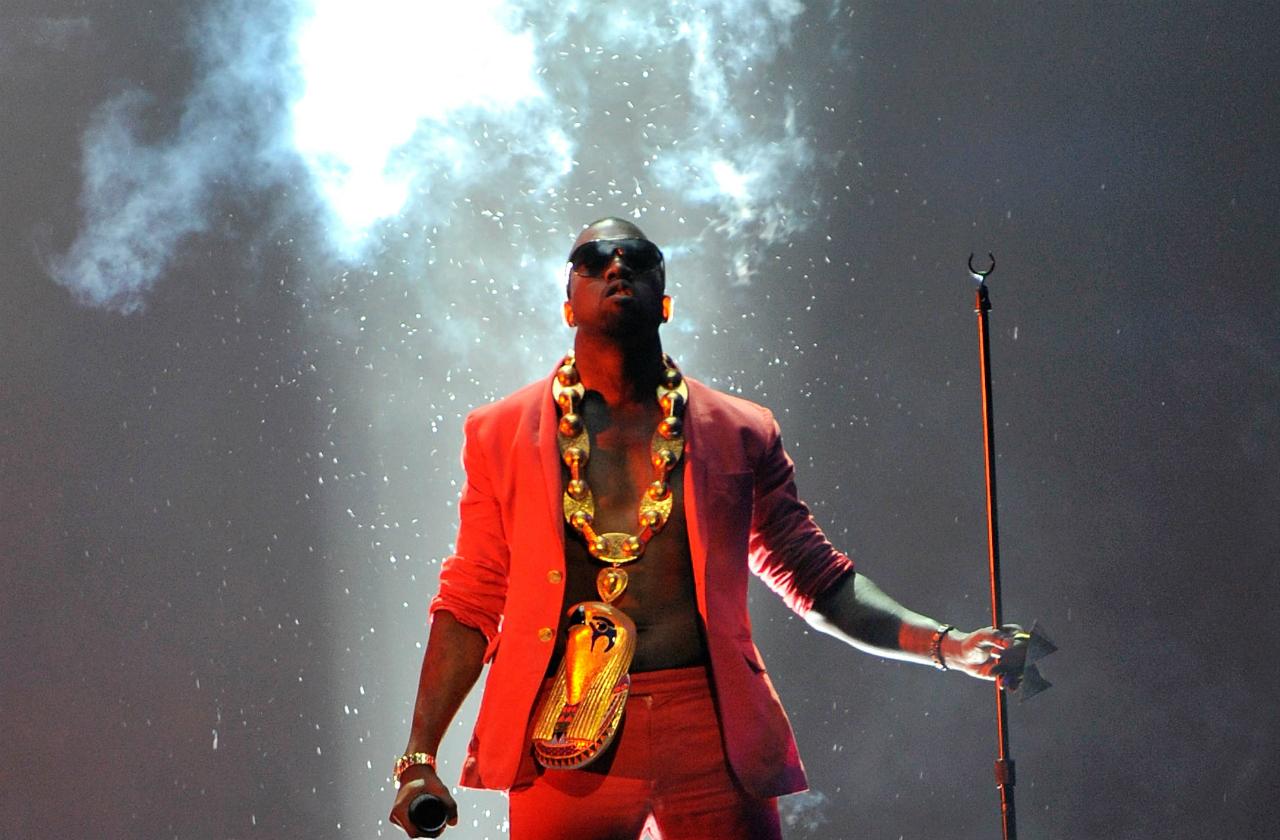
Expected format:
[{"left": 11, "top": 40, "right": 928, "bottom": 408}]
[{"left": 603, "top": 254, "right": 630, "bottom": 280}]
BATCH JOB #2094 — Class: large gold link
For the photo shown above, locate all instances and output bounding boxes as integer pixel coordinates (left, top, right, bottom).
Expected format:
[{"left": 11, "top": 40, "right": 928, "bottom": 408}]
[{"left": 552, "top": 353, "right": 688, "bottom": 574}]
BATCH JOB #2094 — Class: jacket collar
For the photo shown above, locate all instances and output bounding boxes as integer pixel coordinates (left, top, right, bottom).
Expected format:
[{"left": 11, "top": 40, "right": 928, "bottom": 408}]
[{"left": 537, "top": 367, "right": 565, "bottom": 549}]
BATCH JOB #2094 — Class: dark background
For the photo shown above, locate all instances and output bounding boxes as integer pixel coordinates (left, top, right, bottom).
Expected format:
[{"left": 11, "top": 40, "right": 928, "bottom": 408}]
[{"left": 3, "top": 2, "right": 1277, "bottom": 838}]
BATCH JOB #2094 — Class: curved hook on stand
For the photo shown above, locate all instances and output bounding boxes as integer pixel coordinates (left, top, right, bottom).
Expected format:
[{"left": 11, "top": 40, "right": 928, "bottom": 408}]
[{"left": 969, "top": 252, "right": 996, "bottom": 282}]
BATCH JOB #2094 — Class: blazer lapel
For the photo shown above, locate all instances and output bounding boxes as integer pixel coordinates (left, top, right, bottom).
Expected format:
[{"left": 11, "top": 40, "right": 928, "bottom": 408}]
[
  {"left": 683, "top": 379, "right": 712, "bottom": 619},
  {"left": 537, "top": 371, "right": 566, "bottom": 550}
]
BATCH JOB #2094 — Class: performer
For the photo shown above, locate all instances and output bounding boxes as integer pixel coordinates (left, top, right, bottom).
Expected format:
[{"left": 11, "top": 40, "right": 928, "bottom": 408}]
[{"left": 389, "top": 218, "right": 1023, "bottom": 839}]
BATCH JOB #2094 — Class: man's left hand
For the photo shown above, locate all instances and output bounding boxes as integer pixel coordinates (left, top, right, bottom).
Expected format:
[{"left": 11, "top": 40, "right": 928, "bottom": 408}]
[{"left": 941, "top": 624, "right": 1026, "bottom": 681}]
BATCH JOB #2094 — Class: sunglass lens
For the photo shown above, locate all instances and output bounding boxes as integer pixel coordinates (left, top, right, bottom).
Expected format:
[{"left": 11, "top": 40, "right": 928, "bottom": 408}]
[
  {"left": 571, "top": 239, "right": 662, "bottom": 275},
  {"left": 574, "top": 242, "right": 614, "bottom": 274},
  {"left": 625, "top": 241, "right": 661, "bottom": 272}
]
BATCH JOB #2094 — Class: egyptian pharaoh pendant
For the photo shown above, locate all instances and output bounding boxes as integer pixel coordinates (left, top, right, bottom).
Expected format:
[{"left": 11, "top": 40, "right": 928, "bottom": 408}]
[{"left": 531, "top": 600, "right": 636, "bottom": 769}]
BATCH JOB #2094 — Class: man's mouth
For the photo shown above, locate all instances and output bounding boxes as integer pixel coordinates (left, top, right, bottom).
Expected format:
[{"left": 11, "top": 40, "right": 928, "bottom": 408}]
[{"left": 606, "top": 283, "right": 634, "bottom": 298}]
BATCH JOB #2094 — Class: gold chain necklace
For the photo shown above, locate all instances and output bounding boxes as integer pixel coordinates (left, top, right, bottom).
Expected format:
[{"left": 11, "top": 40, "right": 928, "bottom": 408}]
[{"left": 552, "top": 352, "right": 689, "bottom": 604}]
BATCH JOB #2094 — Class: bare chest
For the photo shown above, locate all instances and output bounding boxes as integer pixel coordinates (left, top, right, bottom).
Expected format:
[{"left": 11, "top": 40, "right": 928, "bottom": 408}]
[
  {"left": 580, "top": 406, "right": 664, "bottom": 530},
  {"left": 551, "top": 397, "right": 705, "bottom": 671}
]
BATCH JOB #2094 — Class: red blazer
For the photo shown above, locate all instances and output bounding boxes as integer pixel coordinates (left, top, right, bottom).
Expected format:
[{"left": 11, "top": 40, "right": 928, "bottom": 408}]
[{"left": 430, "top": 371, "right": 854, "bottom": 797}]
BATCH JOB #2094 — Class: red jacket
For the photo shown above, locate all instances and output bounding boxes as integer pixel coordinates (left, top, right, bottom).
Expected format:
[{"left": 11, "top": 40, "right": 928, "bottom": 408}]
[{"left": 430, "top": 371, "right": 854, "bottom": 797}]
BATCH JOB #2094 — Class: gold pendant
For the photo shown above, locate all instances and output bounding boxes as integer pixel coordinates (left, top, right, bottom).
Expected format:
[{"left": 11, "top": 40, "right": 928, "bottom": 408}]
[
  {"left": 532, "top": 601, "right": 636, "bottom": 769},
  {"left": 596, "top": 566, "right": 628, "bottom": 603}
]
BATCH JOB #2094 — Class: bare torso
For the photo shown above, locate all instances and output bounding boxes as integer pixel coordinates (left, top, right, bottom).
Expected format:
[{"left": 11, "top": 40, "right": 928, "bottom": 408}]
[{"left": 546, "top": 389, "right": 707, "bottom": 676}]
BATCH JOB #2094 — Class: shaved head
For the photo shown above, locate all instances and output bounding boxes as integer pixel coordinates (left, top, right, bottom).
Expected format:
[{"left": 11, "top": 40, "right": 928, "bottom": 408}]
[{"left": 568, "top": 217, "right": 651, "bottom": 258}]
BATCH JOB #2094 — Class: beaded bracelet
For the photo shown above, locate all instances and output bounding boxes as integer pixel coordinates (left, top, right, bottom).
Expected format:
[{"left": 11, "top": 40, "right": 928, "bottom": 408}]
[{"left": 930, "top": 625, "right": 956, "bottom": 671}]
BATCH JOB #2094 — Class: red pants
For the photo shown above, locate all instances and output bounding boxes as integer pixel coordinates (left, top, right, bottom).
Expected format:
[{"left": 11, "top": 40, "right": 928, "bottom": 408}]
[{"left": 508, "top": 665, "right": 782, "bottom": 840}]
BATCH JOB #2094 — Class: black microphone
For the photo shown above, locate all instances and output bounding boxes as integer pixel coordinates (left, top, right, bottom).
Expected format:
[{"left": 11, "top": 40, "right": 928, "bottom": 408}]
[{"left": 408, "top": 793, "right": 448, "bottom": 835}]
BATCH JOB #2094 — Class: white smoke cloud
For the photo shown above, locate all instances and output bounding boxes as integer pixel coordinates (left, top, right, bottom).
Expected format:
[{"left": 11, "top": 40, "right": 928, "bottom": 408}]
[
  {"left": 49, "top": 0, "right": 817, "bottom": 314},
  {"left": 46, "top": 0, "right": 297, "bottom": 313},
  {"left": 47, "top": 89, "right": 215, "bottom": 313},
  {"left": 289, "top": 0, "right": 565, "bottom": 253}
]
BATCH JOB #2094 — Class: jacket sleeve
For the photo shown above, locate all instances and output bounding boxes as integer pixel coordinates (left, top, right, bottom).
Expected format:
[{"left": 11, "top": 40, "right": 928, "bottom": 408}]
[
  {"left": 747, "top": 408, "right": 854, "bottom": 615},
  {"left": 428, "top": 411, "right": 510, "bottom": 643}
]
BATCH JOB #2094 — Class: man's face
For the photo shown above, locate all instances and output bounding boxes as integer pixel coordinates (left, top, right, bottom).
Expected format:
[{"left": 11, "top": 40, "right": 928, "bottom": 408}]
[{"left": 566, "top": 221, "right": 666, "bottom": 337}]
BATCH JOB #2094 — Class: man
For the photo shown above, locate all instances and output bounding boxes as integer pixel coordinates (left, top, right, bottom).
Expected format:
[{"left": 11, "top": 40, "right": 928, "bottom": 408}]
[{"left": 390, "top": 218, "right": 1022, "bottom": 839}]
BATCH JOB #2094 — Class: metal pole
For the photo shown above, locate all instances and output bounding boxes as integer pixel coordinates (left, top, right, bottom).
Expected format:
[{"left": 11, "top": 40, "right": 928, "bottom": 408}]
[{"left": 970, "top": 255, "right": 1016, "bottom": 840}]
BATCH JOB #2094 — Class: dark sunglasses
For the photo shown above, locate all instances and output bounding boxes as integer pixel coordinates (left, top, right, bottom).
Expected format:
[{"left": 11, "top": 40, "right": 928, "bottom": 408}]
[{"left": 568, "top": 238, "right": 664, "bottom": 276}]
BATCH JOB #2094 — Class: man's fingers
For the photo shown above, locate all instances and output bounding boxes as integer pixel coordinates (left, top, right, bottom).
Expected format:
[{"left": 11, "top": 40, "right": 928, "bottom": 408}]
[{"left": 976, "top": 635, "right": 1011, "bottom": 655}]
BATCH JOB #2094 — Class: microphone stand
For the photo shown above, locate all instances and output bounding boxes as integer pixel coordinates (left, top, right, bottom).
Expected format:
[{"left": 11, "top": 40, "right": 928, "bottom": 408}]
[{"left": 970, "top": 254, "right": 1015, "bottom": 839}]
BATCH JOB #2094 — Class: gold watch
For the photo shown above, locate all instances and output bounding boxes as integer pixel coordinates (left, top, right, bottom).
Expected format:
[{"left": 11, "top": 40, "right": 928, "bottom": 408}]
[{"left": 392, "top": 752, "right": 437, "bottom": 787}]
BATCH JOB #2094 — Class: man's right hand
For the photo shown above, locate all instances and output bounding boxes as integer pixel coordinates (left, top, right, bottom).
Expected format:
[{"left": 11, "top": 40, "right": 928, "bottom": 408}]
[{"left": 389, "top": 765, "right": 458, "bottom": 838}]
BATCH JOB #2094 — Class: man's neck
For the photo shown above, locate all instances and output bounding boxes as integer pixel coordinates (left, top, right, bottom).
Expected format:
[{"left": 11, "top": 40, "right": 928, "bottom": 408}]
[{"left": 572, "top": 331, "right": 665, "bottom": 407}]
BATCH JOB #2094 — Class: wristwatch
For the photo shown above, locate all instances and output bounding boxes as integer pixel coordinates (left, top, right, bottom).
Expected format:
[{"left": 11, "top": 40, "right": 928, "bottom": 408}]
[{"left": 393, "top": 752, "right": 437, "bottom": 787}]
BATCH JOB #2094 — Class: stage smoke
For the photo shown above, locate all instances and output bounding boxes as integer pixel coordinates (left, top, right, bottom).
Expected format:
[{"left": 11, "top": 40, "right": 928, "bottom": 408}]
[{"left": 49, "top": 0, "right": 817, "bottom": 314}]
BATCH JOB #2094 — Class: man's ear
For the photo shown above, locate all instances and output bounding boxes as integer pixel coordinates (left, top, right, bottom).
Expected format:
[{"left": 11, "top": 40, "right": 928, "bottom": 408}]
[
  {"left": 661, "top": 295, "right": 673, "bottom": 323},
  {"left": 563, "top": 301, "right": 576, "bottom": 328}
]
